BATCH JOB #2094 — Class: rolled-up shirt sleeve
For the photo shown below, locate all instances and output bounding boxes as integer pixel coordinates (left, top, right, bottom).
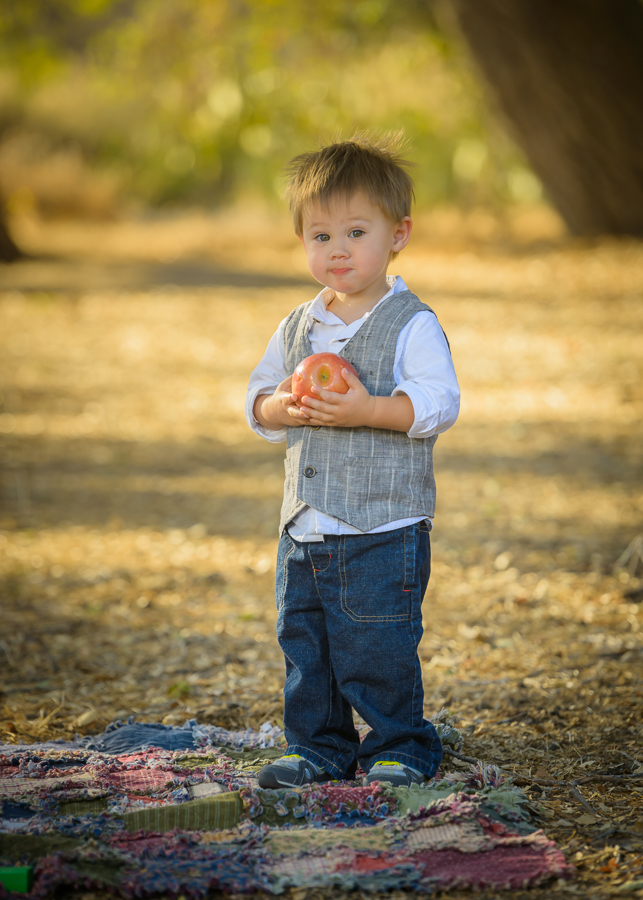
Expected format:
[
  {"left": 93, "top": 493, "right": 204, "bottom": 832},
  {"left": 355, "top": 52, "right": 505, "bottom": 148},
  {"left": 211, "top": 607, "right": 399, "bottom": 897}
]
[
  {"left": 392, "top": 311, "right": 460, "bottom": 439},
  {"left": 245, "top": 320, "right": 290, "bottom": 443}
]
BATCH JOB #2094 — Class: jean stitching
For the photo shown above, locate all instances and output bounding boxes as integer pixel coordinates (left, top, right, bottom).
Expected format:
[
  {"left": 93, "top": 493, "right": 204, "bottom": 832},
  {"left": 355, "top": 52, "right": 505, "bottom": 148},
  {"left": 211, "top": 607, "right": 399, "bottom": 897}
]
[
  {"left": 407, "top": 529, "right": 420, "bottom": 725},
  {"left": 402, "top": 524, "right": 416, "bottom": 593},
  {"left": 308, "top": 545, "right": 325, "bottom": 602},
  {"left": 339, "top": 535, "right": 347, "bottom": 613},
  {"left": 342, "top": 608, "right": 410, "bottom": 622},
  {"left": 338, "top": 538, "right": 402, "bottom": 621},
  {"left": 340, "top": 531, "right": 411, "bottom": 622},
  {"left": 411, "top": 616, "right": 421, "bottom": 726},
  {"left": 278, "top": 542, "right": 296, "bottom": 611},
  {"left": 310, "top": 549, "right": 332, "bottom": 574},
  {"left": 403, "top": 526, "right": 408, "bottom": 590}
]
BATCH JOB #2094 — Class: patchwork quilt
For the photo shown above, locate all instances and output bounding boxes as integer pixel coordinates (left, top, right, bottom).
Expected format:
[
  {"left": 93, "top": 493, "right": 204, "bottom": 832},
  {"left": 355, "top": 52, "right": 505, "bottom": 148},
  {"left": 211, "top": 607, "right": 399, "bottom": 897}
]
[{"left": 0, "top": 718, "right": 573, "bottom": 897}]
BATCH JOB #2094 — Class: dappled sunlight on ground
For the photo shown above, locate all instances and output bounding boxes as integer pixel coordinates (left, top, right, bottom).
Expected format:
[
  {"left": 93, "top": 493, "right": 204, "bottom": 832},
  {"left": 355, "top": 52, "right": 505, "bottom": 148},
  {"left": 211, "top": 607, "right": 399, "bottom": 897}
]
[{"left": 1, "top": 210, "right": 642, "bottom": 896}]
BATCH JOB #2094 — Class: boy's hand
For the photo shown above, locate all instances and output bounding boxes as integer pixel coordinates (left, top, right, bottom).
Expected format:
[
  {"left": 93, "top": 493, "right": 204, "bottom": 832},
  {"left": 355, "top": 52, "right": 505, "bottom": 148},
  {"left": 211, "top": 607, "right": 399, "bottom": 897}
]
[
  {"left": 254, "top": 376, "right": 310, "bottom": 430},
  {"left": 300, "top": 369, "right": 415, "bottom": 432},
  {"left": 298, "top": 368, "right": 376, "bottom": 428}
]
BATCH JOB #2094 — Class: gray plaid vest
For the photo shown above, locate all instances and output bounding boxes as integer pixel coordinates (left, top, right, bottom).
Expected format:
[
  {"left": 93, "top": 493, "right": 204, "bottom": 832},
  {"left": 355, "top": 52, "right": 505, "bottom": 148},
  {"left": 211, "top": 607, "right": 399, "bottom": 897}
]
[{"left": 279, "top": 289, "right": 441, "bottom": 534}]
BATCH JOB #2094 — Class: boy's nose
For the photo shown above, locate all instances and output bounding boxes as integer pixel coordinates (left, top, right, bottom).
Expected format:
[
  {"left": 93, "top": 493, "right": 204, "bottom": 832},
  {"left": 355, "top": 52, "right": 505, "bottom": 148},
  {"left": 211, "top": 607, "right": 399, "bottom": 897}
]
[{"left": 330, "top": 244, "right": 349, "bottom": 259}]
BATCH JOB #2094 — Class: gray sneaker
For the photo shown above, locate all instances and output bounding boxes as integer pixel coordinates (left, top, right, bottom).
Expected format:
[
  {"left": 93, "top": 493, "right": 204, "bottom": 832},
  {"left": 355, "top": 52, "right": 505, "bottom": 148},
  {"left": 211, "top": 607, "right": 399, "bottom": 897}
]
[
  {"left": 365, "top": 760, "right": 428, "bottom": 787},
  {"left": 258, "top": 753, "right": 332, "bottom": 789}
]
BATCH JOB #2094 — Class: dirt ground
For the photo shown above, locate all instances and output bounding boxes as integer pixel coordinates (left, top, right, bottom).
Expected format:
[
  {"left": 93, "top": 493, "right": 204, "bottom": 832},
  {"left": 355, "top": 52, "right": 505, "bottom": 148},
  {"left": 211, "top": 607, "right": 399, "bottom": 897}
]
[{"left": 1, "top": 207, "right": 643, "bottom": 898}]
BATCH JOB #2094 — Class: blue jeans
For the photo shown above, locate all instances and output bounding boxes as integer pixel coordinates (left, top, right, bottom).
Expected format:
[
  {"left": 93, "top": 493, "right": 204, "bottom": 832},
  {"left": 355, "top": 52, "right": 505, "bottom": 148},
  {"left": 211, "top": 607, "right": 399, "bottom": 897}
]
[{"left": 275, "top": 523, "right": 442, "bottom": 780}]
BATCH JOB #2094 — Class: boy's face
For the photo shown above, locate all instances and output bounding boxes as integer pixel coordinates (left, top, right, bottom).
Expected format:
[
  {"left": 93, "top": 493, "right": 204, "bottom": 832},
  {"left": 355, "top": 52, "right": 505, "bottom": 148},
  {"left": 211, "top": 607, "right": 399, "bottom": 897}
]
[{"left": 299, "top": 192, "right": 411, "bottom": 304}]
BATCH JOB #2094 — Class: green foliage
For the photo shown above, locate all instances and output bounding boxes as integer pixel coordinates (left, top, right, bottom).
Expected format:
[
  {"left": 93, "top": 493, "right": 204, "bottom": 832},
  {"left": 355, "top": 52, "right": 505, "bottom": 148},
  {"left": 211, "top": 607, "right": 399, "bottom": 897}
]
[
  {"left": 168, "top": 680, "right": 191, "bottom": 699},
  {"left": 0, "top": 0, "right": 537, "bottom": 211}
]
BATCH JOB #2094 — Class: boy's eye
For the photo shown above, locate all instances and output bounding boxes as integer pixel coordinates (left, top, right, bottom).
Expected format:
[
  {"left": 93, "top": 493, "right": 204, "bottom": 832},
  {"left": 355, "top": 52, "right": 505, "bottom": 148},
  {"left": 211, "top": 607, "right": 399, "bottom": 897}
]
[
  {"left": 315, "top": 233, "right": 330, "bottom": 242},
  {"left": 349, "top": 229, "right": 364, "bottom": 238}
]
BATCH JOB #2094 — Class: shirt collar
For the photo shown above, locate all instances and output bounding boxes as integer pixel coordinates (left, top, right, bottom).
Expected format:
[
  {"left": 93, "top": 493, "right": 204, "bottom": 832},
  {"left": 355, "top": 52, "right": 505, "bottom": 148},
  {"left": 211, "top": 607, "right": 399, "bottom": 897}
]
[{"left": 306, "top": 275, "right": 408, "bottom": 327}]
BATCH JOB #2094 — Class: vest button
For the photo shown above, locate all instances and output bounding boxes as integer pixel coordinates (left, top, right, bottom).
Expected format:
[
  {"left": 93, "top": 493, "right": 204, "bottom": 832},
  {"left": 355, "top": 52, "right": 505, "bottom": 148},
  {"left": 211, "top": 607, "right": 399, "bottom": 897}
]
[
  {"left": 303, "top": 466, "right": 316, "bottom": 478},
  {"left": 310, "top": 424, "right": 321, "bottom": 431}
]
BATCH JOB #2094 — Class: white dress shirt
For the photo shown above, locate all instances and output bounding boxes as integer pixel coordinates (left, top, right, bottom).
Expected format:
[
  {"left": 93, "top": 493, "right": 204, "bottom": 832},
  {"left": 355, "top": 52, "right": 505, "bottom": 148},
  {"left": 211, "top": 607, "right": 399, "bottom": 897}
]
[{"left": 245, "top": 276, "right": 460, "bottom": 541}]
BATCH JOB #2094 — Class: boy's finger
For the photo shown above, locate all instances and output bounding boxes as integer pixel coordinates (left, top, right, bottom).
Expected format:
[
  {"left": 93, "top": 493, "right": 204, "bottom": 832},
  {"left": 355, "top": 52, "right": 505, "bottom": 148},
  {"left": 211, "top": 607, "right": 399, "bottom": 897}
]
[
  {"left": 341, "top": 368, "right": 361, "bottom": 387},
  {"left": 302, "top": 399, "right": 338, "bottom": 417},
  {"left": 300, "top": 404, "right": 322, "bottom": 418},
  {"left": 301, "top": 394, "right": 334, "bottom": 409},
  {"left": 310, "top": 386, "right": 341, "bottom": 403},
  {"left": 301, "top": 401, "right": 330, "bottom": 419}
]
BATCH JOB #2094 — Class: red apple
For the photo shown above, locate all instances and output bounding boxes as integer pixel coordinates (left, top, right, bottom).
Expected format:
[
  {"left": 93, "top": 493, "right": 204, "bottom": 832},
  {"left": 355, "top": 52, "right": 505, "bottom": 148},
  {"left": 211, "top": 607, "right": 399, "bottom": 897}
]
[{"left": 291, "top": 352, "right": 359, "bottom": 406}]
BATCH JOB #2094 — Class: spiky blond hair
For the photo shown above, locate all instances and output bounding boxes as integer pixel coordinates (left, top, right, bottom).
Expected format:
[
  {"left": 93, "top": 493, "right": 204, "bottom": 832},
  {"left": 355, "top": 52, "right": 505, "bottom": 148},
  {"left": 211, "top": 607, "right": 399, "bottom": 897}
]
[{"left": 284, "top": 132, "right": 415, "bottom": 236}]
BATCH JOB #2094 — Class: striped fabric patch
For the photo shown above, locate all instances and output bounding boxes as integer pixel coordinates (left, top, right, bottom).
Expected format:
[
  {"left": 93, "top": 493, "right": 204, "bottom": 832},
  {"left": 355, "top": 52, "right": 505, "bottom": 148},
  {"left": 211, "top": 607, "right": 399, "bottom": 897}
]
[{"left": 120, "top": 790, "right": 243, "bottom": 832}]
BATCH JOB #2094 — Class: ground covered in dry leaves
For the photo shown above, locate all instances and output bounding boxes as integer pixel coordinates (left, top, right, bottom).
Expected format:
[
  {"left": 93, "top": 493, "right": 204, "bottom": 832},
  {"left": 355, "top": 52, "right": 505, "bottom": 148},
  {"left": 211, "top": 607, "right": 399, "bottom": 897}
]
[{"left": 1, "top": 207, "right": 643, "bottom": 898}]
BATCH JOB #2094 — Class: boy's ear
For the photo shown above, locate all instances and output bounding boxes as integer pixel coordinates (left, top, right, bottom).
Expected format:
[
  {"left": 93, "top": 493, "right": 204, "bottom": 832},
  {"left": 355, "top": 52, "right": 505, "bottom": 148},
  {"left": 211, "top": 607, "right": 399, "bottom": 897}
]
[{"left": 392, "top": 217, "right": 412, "bottom": 253}]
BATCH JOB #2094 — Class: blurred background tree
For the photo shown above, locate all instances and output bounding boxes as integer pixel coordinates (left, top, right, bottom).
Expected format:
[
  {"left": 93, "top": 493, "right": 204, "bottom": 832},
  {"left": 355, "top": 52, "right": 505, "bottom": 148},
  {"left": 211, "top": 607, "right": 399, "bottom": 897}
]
[
  {"left": 0, "top": 0, "right": 532, "bottom": 256},
  {"left": 448, "top": 0, "right": 643, "bottom": 236},
  {"left": 1, "top": 0, "right": 642, "bottom": 261}
]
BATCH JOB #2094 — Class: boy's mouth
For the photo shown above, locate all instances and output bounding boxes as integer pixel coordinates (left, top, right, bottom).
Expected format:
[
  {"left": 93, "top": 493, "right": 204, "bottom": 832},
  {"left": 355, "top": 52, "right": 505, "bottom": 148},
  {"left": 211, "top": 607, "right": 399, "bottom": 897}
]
[{"left": 331, "top": 267, "right": 351, "bottom": 275}]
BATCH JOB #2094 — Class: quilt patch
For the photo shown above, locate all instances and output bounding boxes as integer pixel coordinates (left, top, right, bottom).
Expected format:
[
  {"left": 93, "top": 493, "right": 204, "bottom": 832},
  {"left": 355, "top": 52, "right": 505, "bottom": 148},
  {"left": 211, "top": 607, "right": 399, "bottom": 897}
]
[{"left": 0, "top": 721, "right": 573, "bottom": 897}]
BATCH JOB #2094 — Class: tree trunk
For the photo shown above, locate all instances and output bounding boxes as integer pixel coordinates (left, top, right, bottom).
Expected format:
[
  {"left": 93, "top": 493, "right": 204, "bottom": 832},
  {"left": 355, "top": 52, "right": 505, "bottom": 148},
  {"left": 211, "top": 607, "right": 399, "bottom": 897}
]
[
  {"left": 0, "top": 210, "right": 23, "bottom": 262},
  {"left": 446, "top": 0, "right": 643, "bottom": 236}
]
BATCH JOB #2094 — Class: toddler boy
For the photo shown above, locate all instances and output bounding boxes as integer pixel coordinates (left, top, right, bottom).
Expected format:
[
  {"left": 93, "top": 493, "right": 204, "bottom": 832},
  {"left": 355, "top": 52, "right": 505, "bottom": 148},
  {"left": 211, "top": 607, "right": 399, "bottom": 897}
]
[{"left": 245, "top": 135, "right": 459, "bottom": 788}]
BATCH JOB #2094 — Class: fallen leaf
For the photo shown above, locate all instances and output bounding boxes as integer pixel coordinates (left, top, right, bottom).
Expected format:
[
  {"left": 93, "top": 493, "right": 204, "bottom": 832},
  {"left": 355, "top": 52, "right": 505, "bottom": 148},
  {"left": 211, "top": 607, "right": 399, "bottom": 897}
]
[
  {"left": 73, "top": 709, "right": 99, "bottom": 727},
  {"left": 599, "top": 858, "right": 619, "bottom": 873},
  {"left": 576, "top": 814, "right": 598, "bottom": 825}
]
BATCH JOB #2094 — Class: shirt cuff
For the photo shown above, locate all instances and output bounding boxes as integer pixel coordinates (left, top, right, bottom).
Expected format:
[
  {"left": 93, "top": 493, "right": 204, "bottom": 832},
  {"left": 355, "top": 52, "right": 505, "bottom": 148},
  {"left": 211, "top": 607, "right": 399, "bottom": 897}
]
[
  {"left": 392, "top": 380, "right": 440, "bottom": 439},
  {"left": 245, "top": 386, "right": 288, "bottom": 443}
]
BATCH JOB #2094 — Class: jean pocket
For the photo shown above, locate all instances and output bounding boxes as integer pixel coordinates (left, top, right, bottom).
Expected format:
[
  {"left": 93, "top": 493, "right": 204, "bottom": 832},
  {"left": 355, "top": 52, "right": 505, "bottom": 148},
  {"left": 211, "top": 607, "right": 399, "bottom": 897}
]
[
  {"left": 339, "top": 528, "right": 415, "bottom": 623},
  {"left": 308, "top": 545, "right": 333, "bottom": 574}
]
